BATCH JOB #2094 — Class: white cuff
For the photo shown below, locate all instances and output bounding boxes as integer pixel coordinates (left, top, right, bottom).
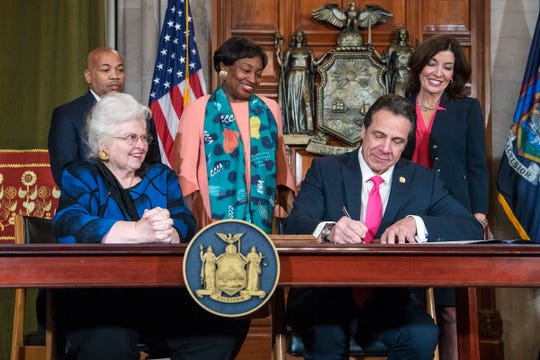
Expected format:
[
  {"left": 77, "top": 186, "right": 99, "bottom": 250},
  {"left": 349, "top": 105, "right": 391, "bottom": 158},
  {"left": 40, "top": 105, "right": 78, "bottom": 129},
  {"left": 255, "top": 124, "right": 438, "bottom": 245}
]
[{"left": 407, "top": 215, "right": 429, "bottom": 243}]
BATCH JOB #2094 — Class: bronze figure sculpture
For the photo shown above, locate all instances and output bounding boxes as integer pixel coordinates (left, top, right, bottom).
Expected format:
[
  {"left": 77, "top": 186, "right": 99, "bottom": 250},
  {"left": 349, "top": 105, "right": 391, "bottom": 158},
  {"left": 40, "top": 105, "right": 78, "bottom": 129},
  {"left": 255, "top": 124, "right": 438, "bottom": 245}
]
[
  {"left": 275, "top": 30, "right": 315, "bottom": 137},
  {"left": 386, "top": 27, "right": 414, "bottom": 96}
]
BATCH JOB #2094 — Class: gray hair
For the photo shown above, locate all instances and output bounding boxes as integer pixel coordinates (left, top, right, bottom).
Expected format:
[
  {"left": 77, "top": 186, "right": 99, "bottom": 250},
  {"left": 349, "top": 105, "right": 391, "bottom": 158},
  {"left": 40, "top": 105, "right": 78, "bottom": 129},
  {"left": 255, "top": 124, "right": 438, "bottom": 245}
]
[{"left": 85, "top": 93, "right": 151, "bottom": 159}]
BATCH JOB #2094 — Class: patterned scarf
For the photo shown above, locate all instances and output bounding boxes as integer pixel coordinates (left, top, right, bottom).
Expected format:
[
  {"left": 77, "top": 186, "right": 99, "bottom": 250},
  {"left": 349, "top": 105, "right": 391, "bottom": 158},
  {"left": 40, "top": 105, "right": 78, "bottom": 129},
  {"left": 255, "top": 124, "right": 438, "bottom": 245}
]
[{"left": 203, "top": 87, "right": 277, "bottom": 233}]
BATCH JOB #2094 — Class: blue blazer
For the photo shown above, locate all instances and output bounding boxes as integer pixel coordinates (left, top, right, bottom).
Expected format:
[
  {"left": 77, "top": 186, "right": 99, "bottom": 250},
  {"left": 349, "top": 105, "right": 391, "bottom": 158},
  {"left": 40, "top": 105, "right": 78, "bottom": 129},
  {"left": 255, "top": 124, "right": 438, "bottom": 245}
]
[
  {"left": 48, "top": 91, "right": 161, "bottom": 187},
  {"left": 403, "top": 94, "right": 489, "bottom": 214},
  {"left": 284, "top": 149, "right": 483, "bottom": 241}
]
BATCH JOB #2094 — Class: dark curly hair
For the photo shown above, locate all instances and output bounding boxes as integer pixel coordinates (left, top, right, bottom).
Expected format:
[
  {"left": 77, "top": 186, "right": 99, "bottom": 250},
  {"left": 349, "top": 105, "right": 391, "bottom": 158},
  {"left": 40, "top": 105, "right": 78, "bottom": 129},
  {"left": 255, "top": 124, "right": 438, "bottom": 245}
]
[
  {"left": 406, "top": 34, "right": 471, "bottom": 100},
  {"left": 213, "top": 37, "right": 268, "bottom": 72}
]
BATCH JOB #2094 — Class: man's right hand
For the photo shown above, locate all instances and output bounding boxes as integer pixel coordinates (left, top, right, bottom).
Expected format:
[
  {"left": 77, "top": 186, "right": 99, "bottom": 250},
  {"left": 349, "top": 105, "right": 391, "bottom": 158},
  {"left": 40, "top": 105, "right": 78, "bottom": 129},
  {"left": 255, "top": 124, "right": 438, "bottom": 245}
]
[{"left": 331, "top": 217, "right": 368, "bottom": 244}]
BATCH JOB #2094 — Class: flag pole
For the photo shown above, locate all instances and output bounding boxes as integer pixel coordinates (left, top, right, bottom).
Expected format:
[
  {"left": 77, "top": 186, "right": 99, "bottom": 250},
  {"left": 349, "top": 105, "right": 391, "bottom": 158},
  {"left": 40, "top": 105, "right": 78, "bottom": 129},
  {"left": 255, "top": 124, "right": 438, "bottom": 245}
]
[{"left": 184, "top": 0, "right": 191, "bottom": 106}]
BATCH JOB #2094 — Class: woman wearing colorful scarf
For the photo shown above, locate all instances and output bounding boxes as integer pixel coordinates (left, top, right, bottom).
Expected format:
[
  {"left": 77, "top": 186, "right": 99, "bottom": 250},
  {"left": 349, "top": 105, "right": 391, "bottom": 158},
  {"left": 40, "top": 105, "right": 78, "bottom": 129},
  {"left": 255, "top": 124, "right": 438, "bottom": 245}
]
[{"left": 174, "top": 37, "right": 295, "bottom": 234}]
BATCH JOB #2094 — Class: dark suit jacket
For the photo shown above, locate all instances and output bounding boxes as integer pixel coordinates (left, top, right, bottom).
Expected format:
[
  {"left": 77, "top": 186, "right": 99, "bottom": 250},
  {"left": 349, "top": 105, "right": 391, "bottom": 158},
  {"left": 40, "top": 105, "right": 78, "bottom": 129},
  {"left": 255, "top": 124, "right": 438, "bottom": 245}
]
[
  {"left": 284, "top": 150, "right": 484, "bottom": 329},
  {"left": 284, "top": 149, "right": 483, "bottom": 241},
  {"left": 403, "top": 94, "right": 489, "bottom": 214},
  {"left": 48, "top": 91, "right": 96, "bottom": 186},
  {"left": 48, "top": 91, "right": 161, "bottom": 187}
]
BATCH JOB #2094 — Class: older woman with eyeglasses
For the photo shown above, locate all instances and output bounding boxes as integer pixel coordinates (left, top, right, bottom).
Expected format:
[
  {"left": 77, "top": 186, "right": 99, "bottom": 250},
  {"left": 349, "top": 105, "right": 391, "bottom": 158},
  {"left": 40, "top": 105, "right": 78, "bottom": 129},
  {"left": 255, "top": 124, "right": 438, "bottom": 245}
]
[
  {"left": 52, "top": 93, "right": 248, "bottom": 360},
  {"left": 53, "top": 92, "right": 193, "bottom": 245}
]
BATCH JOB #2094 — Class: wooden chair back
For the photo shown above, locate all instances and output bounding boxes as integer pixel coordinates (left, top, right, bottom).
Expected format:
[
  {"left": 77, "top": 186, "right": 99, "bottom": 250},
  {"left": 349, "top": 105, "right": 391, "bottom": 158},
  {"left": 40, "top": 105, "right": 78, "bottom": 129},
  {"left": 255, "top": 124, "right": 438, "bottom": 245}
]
[
  {"left": 10, "top": 214, "right": 163, "bottom": 360},
  {"left": 11, "top": 214, "right": 56, "bottom": 360}
]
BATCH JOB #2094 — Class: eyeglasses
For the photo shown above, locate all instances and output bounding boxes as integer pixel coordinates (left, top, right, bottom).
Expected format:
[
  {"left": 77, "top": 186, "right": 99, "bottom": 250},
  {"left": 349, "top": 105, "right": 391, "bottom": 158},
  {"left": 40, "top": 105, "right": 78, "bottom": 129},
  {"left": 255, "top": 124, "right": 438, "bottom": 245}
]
[{"left": 112, "top": 134, "right": 153, "bottom": 146}]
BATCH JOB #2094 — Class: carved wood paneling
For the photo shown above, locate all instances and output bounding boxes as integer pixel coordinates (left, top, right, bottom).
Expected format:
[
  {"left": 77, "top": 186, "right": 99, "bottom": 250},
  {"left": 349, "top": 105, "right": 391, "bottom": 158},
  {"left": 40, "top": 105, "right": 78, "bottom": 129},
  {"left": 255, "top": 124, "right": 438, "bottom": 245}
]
[
  {"left": 212, "top": 3, "right": 496, "bottom": 357},
  {"left": 230, "top": 1, "right": 279, "bottom": 31},
  {"left": 422, "top": 0, "right": 470, "bottom": 27},
  {"left": 211, "top": 0, "right": 492, "bottom": 211},
  {"left": 212, "top": 0, "right": 281, "bottom": 98},
  {"left": 210, "top": 0, "right": 492, "bottom": 205},
  {"left": 212, "top": 0, "right": 488, "bottom": 109}
]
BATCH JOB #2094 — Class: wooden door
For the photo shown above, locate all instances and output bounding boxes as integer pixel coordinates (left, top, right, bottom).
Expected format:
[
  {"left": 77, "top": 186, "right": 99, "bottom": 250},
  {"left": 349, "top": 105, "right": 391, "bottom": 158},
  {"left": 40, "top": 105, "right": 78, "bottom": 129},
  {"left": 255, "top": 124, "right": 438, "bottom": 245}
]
[{"left": 211, "top": 0, "right": 490, "bottom": 112}]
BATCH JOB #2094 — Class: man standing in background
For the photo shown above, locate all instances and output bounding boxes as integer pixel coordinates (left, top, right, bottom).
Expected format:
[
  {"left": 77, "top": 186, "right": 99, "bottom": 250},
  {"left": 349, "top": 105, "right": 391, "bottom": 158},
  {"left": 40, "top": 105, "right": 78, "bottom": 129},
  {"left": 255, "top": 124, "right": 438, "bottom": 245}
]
[{"left": 48, "top": 46, "right": 160, "bottom": 186}]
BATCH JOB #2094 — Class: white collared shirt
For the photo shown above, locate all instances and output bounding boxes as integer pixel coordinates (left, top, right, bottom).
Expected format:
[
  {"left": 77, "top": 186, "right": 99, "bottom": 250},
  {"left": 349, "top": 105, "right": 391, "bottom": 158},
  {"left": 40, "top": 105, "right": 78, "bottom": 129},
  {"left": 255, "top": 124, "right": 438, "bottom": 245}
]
[
  {"left": 358, "top": 148, "right": 392, "bottom": 223},
  {"left": 90, "top": 89, "right": 101, "bottom": 102}
]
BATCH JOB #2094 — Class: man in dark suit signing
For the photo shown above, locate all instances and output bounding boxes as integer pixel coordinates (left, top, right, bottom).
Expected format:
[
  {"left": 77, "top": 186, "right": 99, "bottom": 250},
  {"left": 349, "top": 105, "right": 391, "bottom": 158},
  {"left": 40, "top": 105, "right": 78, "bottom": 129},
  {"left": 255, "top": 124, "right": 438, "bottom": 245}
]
[
  {"left": 48, "top": 46, "right": 160, "bottom": 187},
  {"left": 284, "top": 94, "right": 483, "bottom": 360}
]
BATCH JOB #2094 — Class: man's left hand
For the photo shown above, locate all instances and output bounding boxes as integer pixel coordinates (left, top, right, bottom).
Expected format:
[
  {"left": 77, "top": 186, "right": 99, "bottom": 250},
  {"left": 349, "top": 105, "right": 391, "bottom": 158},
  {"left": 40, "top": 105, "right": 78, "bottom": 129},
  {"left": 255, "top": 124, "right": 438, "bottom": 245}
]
[{"left": 380, "top": 216, "right": 417, "bottom": 244}]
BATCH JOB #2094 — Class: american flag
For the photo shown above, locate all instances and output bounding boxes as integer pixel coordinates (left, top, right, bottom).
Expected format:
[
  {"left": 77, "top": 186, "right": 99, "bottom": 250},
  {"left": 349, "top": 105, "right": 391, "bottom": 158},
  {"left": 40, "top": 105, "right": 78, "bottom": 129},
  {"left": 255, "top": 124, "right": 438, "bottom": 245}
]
[{"left": 149, "top": 0, "right": 207, "bottom": 166}]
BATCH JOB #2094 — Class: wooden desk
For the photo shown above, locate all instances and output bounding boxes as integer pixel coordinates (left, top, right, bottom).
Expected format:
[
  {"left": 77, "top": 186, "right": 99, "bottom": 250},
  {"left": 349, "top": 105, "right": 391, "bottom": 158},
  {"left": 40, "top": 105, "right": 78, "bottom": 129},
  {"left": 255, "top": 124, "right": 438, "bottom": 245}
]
[{"left": 1, "top": 237, "right": 539, "bottom": 360}]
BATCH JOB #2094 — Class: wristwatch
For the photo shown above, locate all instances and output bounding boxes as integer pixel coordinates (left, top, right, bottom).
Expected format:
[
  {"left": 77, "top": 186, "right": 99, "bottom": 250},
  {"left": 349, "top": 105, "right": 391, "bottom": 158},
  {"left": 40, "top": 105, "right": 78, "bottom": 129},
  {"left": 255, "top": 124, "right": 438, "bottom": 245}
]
[{"left": 320, "top": 223, "right": 335, "bottom": 243}]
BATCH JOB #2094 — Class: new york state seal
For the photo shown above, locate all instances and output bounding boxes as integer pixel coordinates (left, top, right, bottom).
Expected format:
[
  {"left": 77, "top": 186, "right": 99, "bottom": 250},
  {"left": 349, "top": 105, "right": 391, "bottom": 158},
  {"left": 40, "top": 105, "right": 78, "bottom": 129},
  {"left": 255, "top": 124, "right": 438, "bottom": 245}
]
[{"left": 183, "top": 220, "right": 280, "bottom": 317}]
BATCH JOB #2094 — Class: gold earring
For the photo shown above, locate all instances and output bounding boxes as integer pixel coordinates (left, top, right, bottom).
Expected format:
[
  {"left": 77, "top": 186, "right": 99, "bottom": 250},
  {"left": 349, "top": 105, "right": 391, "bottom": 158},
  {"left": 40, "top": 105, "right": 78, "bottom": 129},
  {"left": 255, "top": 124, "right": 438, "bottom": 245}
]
[
  {"left": 99, "top": 149, "right": 109, "bottom": 162},
  {"left": 219, "top": 70, "right": 228, "bottom": 81}
]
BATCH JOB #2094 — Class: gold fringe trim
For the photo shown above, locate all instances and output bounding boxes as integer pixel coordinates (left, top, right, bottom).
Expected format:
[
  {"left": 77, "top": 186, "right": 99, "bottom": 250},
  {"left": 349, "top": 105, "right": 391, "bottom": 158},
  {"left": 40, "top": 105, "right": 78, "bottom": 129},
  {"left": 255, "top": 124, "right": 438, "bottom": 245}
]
[
  {"left": 497, "top": 192, "right": 530, "bottom": 240},
  {"left": 0, "top": 149, "right": 50, "bottom": 168},
  {"left": 0, "top": 163, "right": 50, "bottom": 168},
  {"left": 0, "top": 149, "right": 48, "bottom": 153}
]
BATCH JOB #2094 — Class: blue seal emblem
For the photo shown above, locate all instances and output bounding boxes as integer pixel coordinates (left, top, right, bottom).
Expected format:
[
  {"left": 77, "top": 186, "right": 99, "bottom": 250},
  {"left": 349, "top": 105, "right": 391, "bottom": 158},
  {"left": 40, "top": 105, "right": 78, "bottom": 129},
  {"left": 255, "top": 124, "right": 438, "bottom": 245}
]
[{"left": 183, "top": 219, "right": 280, "bottom": 317}]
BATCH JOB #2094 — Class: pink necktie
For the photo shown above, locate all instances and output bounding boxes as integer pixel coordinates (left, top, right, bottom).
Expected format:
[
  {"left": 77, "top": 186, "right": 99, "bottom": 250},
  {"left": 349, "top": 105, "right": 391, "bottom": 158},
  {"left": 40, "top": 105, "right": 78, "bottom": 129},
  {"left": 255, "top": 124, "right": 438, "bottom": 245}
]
[
  {"left": 363, "top": 175, "right": 384, "bottom": 243},
  {"left": 352, "top": 176, "right": 384, "bottom": 308}
]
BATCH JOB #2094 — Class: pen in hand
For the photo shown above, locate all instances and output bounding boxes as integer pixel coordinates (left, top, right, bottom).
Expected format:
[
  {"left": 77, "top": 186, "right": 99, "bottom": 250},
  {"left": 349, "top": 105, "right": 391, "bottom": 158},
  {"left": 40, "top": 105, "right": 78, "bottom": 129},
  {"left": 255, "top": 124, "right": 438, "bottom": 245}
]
[
  {"left": 342, "top": 206, "right": 367, "bottom": 244},
  {"left": 342, "top": 206, "right": 351, "bottom": 219}
]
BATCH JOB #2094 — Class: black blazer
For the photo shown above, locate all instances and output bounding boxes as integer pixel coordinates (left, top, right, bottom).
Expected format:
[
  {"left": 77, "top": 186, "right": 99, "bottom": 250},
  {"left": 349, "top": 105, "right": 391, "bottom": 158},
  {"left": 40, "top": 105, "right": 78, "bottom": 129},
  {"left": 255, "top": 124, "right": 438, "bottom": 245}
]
[
  {"left": 403, "top": 94, "right": 489, "bottom": 214},
  {"left": 284, "top": 149, "right": 484, "bottom": 242},
  {"left": 48, "top": 91, "right": 161, "bottom": 187}
]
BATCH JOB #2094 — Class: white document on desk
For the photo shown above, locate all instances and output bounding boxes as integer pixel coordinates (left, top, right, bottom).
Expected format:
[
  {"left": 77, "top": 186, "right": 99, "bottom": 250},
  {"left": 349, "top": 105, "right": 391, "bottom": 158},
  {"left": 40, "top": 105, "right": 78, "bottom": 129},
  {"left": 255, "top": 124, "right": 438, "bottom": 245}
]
[{"left": 421, "top": 239, "right": 530, "bottom": 245}]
